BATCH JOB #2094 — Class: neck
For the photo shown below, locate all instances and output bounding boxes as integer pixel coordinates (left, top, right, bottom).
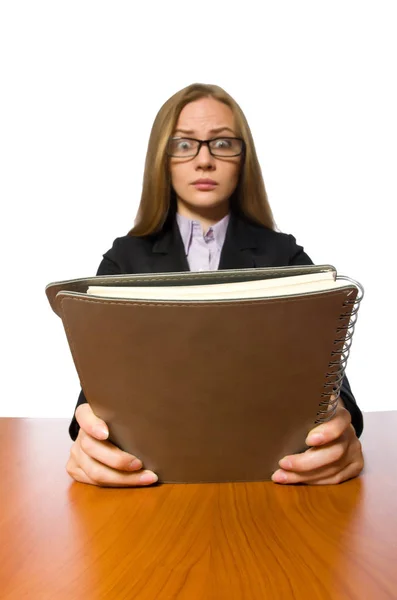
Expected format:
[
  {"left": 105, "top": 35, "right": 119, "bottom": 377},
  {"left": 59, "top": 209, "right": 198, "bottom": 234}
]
[{"left": 176, "top": 200, "right": 230, "bottom": 232}]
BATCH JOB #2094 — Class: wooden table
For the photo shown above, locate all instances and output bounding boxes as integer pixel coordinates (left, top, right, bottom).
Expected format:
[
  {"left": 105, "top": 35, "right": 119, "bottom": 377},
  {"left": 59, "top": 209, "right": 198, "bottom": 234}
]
[{"left": 0, "top": 412, "right": 396, "bottom": 600}]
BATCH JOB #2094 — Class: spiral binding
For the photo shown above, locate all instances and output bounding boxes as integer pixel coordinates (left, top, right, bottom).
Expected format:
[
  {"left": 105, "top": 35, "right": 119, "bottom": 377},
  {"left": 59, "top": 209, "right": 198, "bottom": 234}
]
[{"left": 315, "top": 276, "right": 364, "bottom": 424}]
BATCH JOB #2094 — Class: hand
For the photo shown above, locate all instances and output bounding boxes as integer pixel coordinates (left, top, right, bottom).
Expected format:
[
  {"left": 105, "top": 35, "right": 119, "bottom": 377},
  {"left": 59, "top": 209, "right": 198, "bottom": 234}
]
[
  {"left": 271, "top": 399, "right": 364, "bottom": 485},
  {"left": 66, "top": 403, "right": 158, "bottom": 487}
]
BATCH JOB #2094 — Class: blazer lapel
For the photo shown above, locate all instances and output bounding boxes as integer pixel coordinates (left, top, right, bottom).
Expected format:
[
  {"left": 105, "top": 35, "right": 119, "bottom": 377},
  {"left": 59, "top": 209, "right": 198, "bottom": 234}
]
[
  {"left": 150, "top": 218, "right": 190, "bottom": 273},
  {"left": 218, "top": 212, "right": 258, "bottom": 270},
  {"left": 150, "top": 212, "right": 266, "bottom": 273}
]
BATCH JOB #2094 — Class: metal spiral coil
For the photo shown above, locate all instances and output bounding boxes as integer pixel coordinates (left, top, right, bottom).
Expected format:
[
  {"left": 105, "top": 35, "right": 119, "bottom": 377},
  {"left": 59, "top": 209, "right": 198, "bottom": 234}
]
[{"left": 315, "top": 276, "right": 364, "bottom": 424}]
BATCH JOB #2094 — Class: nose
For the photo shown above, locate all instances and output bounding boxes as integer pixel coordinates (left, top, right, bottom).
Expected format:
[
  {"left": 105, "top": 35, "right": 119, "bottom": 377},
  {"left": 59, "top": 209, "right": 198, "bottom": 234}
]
[{"left": 195, "top": 143, "right": 216, "bottom": 168}]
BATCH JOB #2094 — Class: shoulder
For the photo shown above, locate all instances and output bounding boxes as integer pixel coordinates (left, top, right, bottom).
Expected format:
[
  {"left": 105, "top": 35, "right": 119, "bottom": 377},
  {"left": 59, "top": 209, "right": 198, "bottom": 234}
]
[
  {"left": 235, "top": 215, "right": 314, "bottom": 266},
  {"left": 97, "top": 232, "right": 155, "bottom": 275},
  {"left": 251, "top": 221, "right": 295, "bottom": 245},
  {"left": 256, "top": 225, "right": 302, "bottom": 254},
  {"left": 105, "top": 232, "right": 154, "bottom": 254}
]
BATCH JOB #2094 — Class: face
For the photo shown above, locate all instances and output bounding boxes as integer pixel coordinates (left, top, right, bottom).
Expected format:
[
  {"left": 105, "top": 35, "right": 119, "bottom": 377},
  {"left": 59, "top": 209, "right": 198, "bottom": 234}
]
[{"left": 169, "top": 97, "right": 242, "bottom": 221}]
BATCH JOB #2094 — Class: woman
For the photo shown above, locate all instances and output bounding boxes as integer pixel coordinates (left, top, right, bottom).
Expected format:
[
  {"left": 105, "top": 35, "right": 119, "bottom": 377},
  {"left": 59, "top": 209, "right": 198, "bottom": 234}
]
[{"left": 67, "top": 83, "right": 364, "bottom": 487}]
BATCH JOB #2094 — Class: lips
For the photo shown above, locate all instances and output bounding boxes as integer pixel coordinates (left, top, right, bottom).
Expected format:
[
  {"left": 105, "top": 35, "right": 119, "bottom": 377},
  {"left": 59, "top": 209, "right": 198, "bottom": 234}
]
[
  {"left": 192, "top": 179, "right": 218, "bottom": 191},
  {"left": 192, "top": 179, "right": 218, "bottom": 185},
  {"left": 193, "top": 182, "right": 217, "bottom": 191}
]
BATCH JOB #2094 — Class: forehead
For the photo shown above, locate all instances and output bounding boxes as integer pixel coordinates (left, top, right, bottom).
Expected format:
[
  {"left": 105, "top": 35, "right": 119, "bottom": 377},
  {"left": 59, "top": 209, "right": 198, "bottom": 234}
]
[{"left": 175, "top": 97, "right": 235, "bottom": 132}]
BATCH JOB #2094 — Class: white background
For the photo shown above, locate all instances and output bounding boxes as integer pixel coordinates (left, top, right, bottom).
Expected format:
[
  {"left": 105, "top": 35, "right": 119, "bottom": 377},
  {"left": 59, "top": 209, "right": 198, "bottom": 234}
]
[{"left": 1, "top": 1, "right": 395, "bottom": 417}]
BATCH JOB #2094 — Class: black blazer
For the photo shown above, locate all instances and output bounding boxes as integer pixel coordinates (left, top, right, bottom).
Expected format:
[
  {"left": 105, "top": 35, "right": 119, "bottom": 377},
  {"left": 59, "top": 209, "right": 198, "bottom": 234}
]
[{"left": 69, "top": 212, "right": 363, "bottom": 440}]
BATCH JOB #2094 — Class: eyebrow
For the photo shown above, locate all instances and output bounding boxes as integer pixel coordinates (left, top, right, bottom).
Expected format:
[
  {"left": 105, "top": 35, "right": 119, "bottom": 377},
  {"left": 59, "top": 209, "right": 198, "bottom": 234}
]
[{"left": 174, "top": 126, "right": 236, "bottom": 135}]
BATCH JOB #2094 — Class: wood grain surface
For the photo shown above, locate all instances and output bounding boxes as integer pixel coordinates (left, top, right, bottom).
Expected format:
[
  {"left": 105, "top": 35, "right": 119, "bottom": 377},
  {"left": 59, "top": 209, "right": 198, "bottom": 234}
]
[{"left": 0, "top": 412, "right": 396, "bottom": 600}]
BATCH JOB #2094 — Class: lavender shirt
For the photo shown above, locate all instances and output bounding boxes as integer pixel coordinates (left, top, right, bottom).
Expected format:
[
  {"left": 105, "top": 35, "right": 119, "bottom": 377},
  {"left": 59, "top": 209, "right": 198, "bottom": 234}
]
[{"left": 176, "top": 213, "right": 230, "bottom": 272}]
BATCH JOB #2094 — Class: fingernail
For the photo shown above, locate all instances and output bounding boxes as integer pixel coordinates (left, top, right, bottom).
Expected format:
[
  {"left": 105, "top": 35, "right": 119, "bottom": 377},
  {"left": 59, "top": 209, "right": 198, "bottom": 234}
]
[
  {"left": 139, "top": 470, "right": 158, "bottom": 484},
  {"left": 129, "top": 458, "right": 142, "bottom": 470},
  {"left": 279, "top": 458, "right": 292, "bottom": 469},
  {"left": 93, "top": 426, "right": 108, "bottom": 439},
  {"left": 308, "top": 433, "right": 324, "bottom": 445},
  {"left": 272, "top": 470, "right": 288, "bottom": 483}
]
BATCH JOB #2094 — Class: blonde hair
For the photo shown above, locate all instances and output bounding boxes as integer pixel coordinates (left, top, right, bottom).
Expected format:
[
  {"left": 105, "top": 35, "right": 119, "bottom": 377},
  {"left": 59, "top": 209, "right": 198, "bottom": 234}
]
[{"left": 129, "top": 83, "right": 276, "bottom": 236}]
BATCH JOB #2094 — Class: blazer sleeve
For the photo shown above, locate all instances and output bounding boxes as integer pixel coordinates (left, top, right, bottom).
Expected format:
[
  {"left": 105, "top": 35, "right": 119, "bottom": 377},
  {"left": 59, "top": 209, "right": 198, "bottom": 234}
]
[
  {"left": 287, "top": 233, "right": 363, "bottom": 437},
  {"left": 68, "top": 252, "right": 123, "bottom": 441}
]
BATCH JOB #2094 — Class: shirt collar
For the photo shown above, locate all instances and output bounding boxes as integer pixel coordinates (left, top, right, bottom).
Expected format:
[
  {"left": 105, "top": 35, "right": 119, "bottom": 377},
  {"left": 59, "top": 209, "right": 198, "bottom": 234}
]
[{"left": 176, "top": 212, "right": 230, "bottom": 256}]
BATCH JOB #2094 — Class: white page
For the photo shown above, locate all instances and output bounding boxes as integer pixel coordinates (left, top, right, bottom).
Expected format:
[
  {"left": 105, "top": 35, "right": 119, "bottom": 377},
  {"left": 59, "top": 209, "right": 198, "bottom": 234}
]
[{"left": 86, "top": 272, "right": 354, "bottom": 301}]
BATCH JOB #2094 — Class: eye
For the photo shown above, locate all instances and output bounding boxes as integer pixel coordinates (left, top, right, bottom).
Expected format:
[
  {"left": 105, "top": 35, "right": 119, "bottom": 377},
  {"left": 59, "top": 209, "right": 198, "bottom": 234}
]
[
  {"left": 212, "top": 138, "right": 232, "bottom": 148},
  {"left": 178, "top": 140, "right": 193, "bottom": 150},
  {"left": 170, "top": 138, "right": 194, "bottom": 151}
]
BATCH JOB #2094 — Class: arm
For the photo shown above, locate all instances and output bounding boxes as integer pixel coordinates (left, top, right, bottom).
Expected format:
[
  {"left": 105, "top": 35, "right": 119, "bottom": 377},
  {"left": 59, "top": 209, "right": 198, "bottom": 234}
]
[
  {"left": 69, "top": 250, "right": 123, "bottom": 441},
  {"left": 270, "top": 235, "right": 364, "bottom": 484},
  {"left": 66, "top": 244, "right": 158, "bottom": 487},
  {"left": 287, "top": 233, "right": 363, "bottom": 438}
]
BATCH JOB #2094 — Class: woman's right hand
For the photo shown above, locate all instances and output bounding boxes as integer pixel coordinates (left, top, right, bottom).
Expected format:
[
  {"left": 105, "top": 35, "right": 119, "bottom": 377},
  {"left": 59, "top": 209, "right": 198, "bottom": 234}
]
[{"left": 66, "top": 403, "right": 158, "bottom": 487}]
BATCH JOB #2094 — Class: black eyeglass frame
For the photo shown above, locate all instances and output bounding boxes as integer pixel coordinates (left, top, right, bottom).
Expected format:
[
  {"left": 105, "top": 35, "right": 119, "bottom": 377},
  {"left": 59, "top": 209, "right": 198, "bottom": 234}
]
[{"left": 166, "top": 136, "right": 246, "bottom": 158}]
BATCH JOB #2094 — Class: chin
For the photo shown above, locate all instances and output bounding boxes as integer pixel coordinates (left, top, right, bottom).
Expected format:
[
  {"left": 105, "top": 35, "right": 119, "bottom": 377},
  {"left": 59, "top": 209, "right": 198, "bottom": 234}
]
[
  {"left": 190, "top": 202, "right": 226, "bottom": 214},
  {"left": 186, "top": 193, "right": 227, "bottom": 208}
]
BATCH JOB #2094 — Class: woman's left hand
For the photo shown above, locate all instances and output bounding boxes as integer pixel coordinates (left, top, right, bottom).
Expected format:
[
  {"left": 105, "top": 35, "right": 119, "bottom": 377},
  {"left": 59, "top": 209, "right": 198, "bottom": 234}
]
[{"left": 271, "top": 399, "right": 364, "bottom": 485}]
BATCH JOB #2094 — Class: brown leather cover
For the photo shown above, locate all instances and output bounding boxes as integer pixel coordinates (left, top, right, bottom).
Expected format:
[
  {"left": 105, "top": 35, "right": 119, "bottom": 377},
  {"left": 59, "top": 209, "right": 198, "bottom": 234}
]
[
  {"left": 53, "top": 269, "right": 357, "bottom": 483},
  {"left": 46, "top": 265, "right": 336, "bottom": 317}
]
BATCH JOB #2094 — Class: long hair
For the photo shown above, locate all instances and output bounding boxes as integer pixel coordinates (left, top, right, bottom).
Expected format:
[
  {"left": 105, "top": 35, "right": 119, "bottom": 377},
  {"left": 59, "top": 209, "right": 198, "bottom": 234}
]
[{"left": 129, "top": 83, "right": 276, "bottom": 236}]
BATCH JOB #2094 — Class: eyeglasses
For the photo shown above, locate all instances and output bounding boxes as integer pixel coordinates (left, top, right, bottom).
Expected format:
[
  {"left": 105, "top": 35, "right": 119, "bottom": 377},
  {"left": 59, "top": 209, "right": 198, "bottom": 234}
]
[{"left": 166, "top": 137, "right": 245, "bottom": 158}]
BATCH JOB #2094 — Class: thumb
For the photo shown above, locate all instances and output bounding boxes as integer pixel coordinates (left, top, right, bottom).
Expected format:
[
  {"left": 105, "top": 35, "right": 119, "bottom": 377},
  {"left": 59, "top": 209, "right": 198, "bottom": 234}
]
[{"left": 75, "top": 403, "right": 109, "bottom": 440}]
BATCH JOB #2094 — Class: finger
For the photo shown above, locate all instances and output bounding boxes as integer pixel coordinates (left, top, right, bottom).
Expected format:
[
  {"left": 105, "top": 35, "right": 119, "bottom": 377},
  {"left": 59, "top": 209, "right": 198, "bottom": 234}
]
[
  {"left": 67, "top": 463, "right": 97, "bottom": 485},
  {"left": 66, "top": 451, "right": 98, "bottom": 485},
  {"left": 305, "top": 407, "right": 352, "bottom": 446},
  {"left": 76, "top": 450, "right": 158, "bottom": 487},
  {"left": 67, "top": 458, "right": 141, "bottom": 487},
  {"left": 78, "top": 430, "right": 143, "bottom": 472},
  {"left": 279, "top": 433, "right": 351, "bottom": 473},
  {"left": 273, "top": 437, "right": 363, "bottom": 484},
  {"left": 75, "top": 403, "right": 109, "bottom": 440},
  {"left": 308, "top": 463, "right": 362, "bottom": 485},
  {"left": 272, "top": 455, "right": 345, "bottom": 484},
  {"left": 272, "top": 458, "right": 363, "bottom": 485}
]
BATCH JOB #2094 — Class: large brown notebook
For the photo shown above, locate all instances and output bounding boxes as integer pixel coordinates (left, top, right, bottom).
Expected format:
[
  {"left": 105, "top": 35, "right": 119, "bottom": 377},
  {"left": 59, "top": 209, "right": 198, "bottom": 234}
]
[{"left": 46, "top": 265, "right": 363, "bottom": 483}]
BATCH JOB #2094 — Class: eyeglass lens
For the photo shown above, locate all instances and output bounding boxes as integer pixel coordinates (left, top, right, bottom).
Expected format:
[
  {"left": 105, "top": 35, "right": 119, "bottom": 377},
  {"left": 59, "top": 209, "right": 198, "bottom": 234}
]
[{"left": 168, "top": 137, "right": 243, "bottom": 157}]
